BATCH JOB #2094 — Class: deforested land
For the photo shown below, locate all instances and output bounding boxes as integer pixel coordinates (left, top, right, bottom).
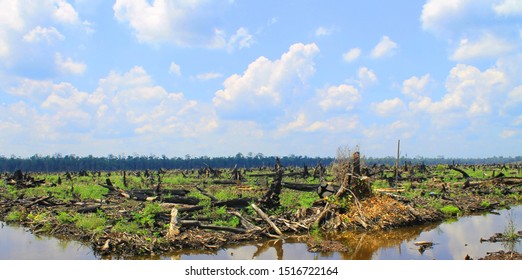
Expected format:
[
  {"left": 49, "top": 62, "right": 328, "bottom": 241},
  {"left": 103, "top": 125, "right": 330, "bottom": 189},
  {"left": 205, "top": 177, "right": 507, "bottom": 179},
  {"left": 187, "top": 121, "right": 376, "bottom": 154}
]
[{"left": 1, "top": 148, "right": 522, "bottom": 260}]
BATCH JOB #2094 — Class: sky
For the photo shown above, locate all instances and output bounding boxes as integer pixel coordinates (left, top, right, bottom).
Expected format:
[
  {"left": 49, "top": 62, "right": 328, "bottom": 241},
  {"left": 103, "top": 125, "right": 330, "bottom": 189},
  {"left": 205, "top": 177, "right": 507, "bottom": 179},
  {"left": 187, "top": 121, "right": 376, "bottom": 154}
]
[{"left": 1, "top": 0, "right": 522, "bottom": 159}]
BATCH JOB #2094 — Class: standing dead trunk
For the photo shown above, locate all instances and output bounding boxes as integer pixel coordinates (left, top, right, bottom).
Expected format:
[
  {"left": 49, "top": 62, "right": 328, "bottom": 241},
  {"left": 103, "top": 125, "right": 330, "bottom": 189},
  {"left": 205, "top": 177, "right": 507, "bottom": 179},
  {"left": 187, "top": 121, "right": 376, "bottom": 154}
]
[
  {"left": 166, "top": 207, "right": 180, "bottom": 239},
  {"left": 259, "top": 158, "right": 283, "bottom": 209}
]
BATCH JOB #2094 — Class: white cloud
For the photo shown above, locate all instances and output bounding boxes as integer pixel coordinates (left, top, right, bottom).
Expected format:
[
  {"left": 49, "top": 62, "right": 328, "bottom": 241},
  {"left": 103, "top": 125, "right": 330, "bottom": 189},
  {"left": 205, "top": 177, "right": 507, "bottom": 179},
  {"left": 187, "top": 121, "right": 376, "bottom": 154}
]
[
  {"left": 23, "top": 26, "right": 65, "bottom": 43},
  {"left": 52, "top": 0, "right": 79, "bottom": 24},
  {"left": 317, "top": 84, "right": 360, "bottom": 111},
  {"left": 451, "top": 33, "right": 515, "bottom": 61},
  {"left": 55, "top": 53, "right": 86, "bottom": 75},
  {"left": 195, "top": 72, "right": 223, "bottom": 81},
  {"left": 363, "top": 120, "right": 418, "bottom": 140},
  {"left": 169, "top": 62, "right": 181, "bottom": 75},
  {"left": 343, "top": 48, "right": 361, "bottom": 62},
  {"left": 493, "top": 0, "right": 522, "bottom": 16},
  {"left": 507, "top": 85, "right": 522, "bottom": 104},
  {"left": 372, "top": 98, "right": 405, "bottom": 117},
  {"left": 92, "top": 66, "right": 218, "bottom": 137},
  {"left": 227, "top": 27, "right": 254, "bottom": 51},
  {"left": 113, "top": 0, "right": 249, "bottom": 50},
  {"left": 402, "top": 74, "right": 430, "bottom": 98},
  {"left": 213, "top": 43, "right": 320, "bottom": 113},
  {"left": 408, "top": 64, "right": 507, "bottom": 124},
  {"left": 276, "top": 112, "right": 358, "bottom": 135},
  {"left": 0, "top": 0, "right": 88, "bottom": 59},
  {"left": 371, "top": 36, "right": 398, "bottom": 58},
  {"left": 420, "top": 0, "right": 473, "bottom": 33},
  {"left": 315, "top": 26, "right": 335, "bottom": 37},
  {"left": 357, "top": 67, "right": 378, "bottom": 87}
]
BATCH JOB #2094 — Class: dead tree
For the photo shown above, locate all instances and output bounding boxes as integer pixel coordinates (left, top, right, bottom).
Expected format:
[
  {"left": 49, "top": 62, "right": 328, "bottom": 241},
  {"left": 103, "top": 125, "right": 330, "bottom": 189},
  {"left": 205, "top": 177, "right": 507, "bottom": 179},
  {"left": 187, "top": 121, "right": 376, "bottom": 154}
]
[{"left": 259, "top": 157, "right": 283, "bottom": 209}]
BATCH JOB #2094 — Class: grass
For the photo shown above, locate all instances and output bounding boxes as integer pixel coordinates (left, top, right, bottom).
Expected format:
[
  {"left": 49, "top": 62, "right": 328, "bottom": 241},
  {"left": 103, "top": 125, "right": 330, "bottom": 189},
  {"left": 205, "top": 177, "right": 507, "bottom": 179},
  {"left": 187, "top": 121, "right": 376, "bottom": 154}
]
[
  {"left": 280, "top": 190, "right": 318, "bottom": 212},
  {"left": 503, "top": 211, "right": 519, "bottom": 242},
  {"left": 5, "top": 209, "right": 23, "bottom": 222},
  {"left": 134, "top": 203, "right": 163, "bottom": 229},
  {"left": 440, "top": 205, "right": 461, "bottom": 216},
  {"left": 74, "top": 212, "right": 106, "bottom": 233}
]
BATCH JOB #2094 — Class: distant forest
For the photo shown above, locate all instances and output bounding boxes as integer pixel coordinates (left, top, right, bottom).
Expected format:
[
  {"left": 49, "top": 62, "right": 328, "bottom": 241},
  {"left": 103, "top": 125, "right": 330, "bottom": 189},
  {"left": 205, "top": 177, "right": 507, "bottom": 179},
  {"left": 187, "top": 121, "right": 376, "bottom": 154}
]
[{"left": 0, "top": 153, "right": 521, "bottom": 173}]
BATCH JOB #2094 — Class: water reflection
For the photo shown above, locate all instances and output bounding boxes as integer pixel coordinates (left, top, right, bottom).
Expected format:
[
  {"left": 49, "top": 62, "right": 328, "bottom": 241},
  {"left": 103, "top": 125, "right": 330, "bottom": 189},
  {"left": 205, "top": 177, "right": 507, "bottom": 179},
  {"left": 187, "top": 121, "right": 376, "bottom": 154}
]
[
  {"left": 1, "top": 205, "right": 521, "bottom": 260},
  {"left": 0, "top": 222, "right": 96, "bottom": 260},
  {"left": 172, "top": 206, "right": 522, "bottom": 260}
]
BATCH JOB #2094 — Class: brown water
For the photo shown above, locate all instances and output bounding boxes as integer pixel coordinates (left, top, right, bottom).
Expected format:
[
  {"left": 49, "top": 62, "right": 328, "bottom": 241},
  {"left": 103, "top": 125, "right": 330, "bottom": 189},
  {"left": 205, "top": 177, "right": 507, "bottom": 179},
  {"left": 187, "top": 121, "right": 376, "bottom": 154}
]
[{"left": 1, "top": 206, "right": 521, "bottom": 260}]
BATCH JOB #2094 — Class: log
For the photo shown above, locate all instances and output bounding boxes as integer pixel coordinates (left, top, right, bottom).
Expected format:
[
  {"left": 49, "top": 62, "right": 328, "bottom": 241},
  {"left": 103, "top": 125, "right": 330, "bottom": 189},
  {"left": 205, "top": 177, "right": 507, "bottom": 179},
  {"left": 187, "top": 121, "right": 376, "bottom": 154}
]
[
  {"left": 229, "top": 211, "right": 261, "bottom": 232},
  {"left": 213, "top": 198, "right": 250, "bottom": 208},
  {"left": 166, "top": 207, "right": 180, "bottom": 239},
  {"left": 25, "top": 195, "right": 52, "bottom": 208},
  {"left": 314, "top": 175, "right": 352, "bottom": 226},
  {"left": 281, "top": 182, "right": 319, "bottom": 192},
  {"left": 196, "top": 186, "right": 218, "bottom": 202},
  {"left": 161, "top": 196, "right": 200, "bottom": 205},
  {"left": 449, "top": 166, "right": 470, "bottom": 179},
  {"left": 179, "top": 220, "right": 247, "bottom": 234},
  {"left": 414, "top": 241, "right": 433, "bottom": 247},
  {"left": 77, "top": 205, "right": 100, "bottom": 213},
  {"left": 251, "top": 203, "right": 283, "bottom": 236}
]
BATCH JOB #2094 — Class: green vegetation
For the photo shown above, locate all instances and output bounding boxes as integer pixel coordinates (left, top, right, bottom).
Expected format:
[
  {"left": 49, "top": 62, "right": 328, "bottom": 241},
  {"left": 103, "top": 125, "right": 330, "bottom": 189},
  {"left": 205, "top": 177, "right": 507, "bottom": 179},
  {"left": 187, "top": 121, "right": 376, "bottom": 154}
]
[
  {"left": 134, "top": 203, "right": 162, "bottom": 229},
  {"left": 503, "top": 211, "right": 519, "bottom": 242},
  {"left": 5, "top": 209, "right": 23, "bottom": 222},
  {"left": 440, "top": 205, "right": 461, "bottom": 217},
  {"left": 74, "top": 212, "right": 106, "bottom": 233}
]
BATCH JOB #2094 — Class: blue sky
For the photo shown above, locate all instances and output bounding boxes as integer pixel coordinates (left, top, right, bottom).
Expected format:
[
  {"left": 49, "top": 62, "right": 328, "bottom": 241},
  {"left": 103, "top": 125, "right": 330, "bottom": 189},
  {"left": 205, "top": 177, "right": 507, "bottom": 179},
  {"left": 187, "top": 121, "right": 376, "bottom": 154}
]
[{"left": 1, "top": 0, "right": 522, "bottom": 158}]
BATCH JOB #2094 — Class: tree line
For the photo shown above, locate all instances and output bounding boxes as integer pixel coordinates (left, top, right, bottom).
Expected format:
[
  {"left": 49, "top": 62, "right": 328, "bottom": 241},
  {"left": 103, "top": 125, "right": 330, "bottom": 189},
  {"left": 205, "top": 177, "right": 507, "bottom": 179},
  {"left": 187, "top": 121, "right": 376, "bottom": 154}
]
[{"left": 0, "top": 153, "right": 520, "bottom": 173}]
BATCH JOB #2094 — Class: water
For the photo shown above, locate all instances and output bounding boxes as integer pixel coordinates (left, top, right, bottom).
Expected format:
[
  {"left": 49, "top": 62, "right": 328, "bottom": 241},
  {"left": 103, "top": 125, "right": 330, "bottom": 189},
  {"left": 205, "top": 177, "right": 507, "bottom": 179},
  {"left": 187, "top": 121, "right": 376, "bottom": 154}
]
[
  {"left": 0, "top": 223, "right": 96, "bottom": 260},
  {"left": 1, "top": 206, "right": 521, "bottom": 260}
]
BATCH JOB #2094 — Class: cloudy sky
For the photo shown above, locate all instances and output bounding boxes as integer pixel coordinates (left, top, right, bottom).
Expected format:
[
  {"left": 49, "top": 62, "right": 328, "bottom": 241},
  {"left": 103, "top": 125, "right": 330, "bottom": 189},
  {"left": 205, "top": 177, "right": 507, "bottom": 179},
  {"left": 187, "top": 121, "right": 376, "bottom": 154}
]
[{"left": 1, "top": 0, "right": 521, "bottom": 158}]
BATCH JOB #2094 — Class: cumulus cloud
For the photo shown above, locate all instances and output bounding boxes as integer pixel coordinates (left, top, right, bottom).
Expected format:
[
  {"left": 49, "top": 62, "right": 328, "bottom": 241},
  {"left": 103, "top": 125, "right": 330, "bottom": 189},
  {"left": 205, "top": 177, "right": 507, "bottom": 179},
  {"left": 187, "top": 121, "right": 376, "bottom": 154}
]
[
  {"left": 113, "top": 0, "right": 252, "bottom": 50},
  {"left": 0, "top": 0, "right": 88, "bottom": 60},
  {"left": 420, "top": 0, "right": 473, "bottom": 33},
  {"left": 408, "top": 64, "right": 507, "bottom": 128},
  {"left": 213, "top": 43, "right": 320, "bottom": 114},
  {"left": 52, "top": 0, "right": 79, "bottom": 24},
  {"left": 493, "top": 0, "right": 522, "bottom": 16},
  {"left": 276, "top": 112, "right": 358, "bottom": 135},
  {"left": 343, "top": 48, "right": 361, "bottom": 62},
  {"left": 402, "top": 74, "right": 430, "bottom": 98},
  {"left": 451, "top": 33, "right": 515, "bottom": 61},
  {"left": 371, "top": 36, "right": 398, "bottom": 58},
  {"left": 55, "top": 53, "right": 86, "bottom": 75},
  {"left": 372, "top": 98, "right": 405, "bottom": 117},
  {"left": 317, "top": 84, "right": 360, "bottom": 111},
  {"left": 23, "top": 26, "right": 65, "bottom": 43},
  {"left": 2, "top": 66, "right": 217, "bottom": 151},
  {"left": 227, "top": 27, "right": 254, "bottom": 51},
  {"left": 168, "top": 62, "right": 181, "bottom": 76},
  {"left": 357, "top": 67, "right": 378, "bottom": 87}
]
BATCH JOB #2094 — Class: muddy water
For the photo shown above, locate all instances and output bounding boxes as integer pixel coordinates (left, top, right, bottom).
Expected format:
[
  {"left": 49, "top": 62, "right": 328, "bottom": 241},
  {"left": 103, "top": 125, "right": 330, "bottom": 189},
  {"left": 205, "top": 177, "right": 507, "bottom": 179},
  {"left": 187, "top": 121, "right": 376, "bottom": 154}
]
[
  {"left": 1, "top": 206, "right": 521, "bottom": 260},
  {"left": 0, "top": 223, "right": 96, "bottom": 260},
  {"left": 172, "top": 206, "right": 522, "bottom": 260}
]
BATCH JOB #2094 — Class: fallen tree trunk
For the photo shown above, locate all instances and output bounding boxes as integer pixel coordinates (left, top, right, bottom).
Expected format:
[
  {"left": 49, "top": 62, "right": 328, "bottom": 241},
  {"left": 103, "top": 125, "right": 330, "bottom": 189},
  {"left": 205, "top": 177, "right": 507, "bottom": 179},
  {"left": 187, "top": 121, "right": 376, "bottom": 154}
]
[
  {"left": 161, "top": 196, "right": 200, "bottom": 205},
  {"left": 281, "top": 182, "right": 319, "bottom": 192},
  {"left": 251, "top": 203, "right": 283, "bottom": 236},
  {"left": 179, "top": 220, "right": 247, "bottom": 234}
]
